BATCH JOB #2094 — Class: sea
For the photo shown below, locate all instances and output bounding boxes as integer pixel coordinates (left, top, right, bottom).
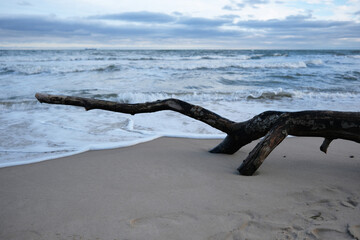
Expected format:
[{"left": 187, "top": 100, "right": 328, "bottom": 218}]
[{"left": 1, "top": 49, "right": 359, "bottom": 167}]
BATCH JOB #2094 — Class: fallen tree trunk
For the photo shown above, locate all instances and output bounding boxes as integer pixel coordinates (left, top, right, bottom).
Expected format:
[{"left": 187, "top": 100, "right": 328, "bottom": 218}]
[{"left": 35, "top": 93, "right": 360, "bottom": 176}]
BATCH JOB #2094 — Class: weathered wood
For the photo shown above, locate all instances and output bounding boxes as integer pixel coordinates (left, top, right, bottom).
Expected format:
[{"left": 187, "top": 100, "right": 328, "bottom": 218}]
[
  {"left": 237, "top": 111, "right": 360, "bottom": 175},
  {"left": 238, "top": 121, "right": 289, "bottom": 176},
  {"left": 35, "top": 93, "right": 360, "bottom": 176},
  {"left": 320, "top": 138, "right": 333, "bottom": 153},
  {"left": 35, "top": 93, "right": 236, "bottom": 134}
]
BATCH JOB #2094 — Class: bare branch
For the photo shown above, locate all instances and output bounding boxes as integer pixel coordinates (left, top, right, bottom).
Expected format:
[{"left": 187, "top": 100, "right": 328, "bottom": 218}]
[
  {"left": 35, "top": 93, "right": 236, "bottom": 134},
  {"left": 320, "top": 138, "right": 333, "bottom": 153},
  {"left": 35, "top": 93, "right": 360, "bottom": 176},
  {"left": 238, "top": 120, "right": 289, "bottom": 176}
]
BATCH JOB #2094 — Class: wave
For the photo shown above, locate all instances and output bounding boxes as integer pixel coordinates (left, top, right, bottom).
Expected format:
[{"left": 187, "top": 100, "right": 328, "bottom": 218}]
[
  {"left": 112, "top": 90, "right": 297, "bottom": 103},
  {"left": 201, "top": 56, "right": 216, "bottom": 60},
  {"left": 0, "top": 66, "right": 48, "bottom": 75},
  {"left": 178, "top": 53, "right": 288, "bottom": 61},
  {"left": 127, "top": 57, "right": 159, "bottom": 61},
  {"left": 92, "top": 64, "right": 120, "bottom": 72},
  {"left": 68, "top": 57, "right": 120, "bottom": 61},
  {"left": 0, "top": 99, "right": 45, "bottom": 112},
  {"left": 60, "top": 64, "right": 122, "bottom": 74},
  {"left": 305, "top": 59, "right": 324, "bottom": 67},
  {"left": 268, "top": 74, "right": 297, "bottom": 80},
  {"left": 0, "top": 100, "right": 35, "bottom": 107},
  {"left": 335, "top": 73, "right": 359, "bottom": 81},
  {"left": 292, "top": 91, "right": 360, "bottom": 103},
  {"left": 160, "top": 61, "right": 310, "bottom": 71},
  {"left": 0, "top": 67, "right": 15, "bottom": 75},
  {"left": 246, "top": 91, "right": 293, "bottom": 100},
  {"left": 5, "top": 90, "right": 292, "bottom": 105},
  {"left": 246, "top": 52, "right": 288, "bottom": 60},
  {"left": 0, "top": 63, "right": 124, "bottom": 75},
  {"left": 247, "top": 54, "right": 264, "bottom": 60},
  {"left": 347, "top": 55, "right": 360, "bottom": 59},
  {"left": 10, "top": 60, "right": 319, "bottom": 75},
  {"left": 98, "top": 89, "right": 360, "bottom": 104},
  {"left": 272, "top": 52, "right": 288, "bottom": 57}
]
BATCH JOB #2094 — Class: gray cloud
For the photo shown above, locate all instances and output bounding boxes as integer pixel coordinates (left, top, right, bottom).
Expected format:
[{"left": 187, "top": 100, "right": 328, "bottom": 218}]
[
  {"left": 0, "top": 15, "right": 160, "bottom": 38},
  {"left": 91, "top": 12, "right": 232, "bottom": 28},
  {"left": 90, "top": 11, "right": 176, "bottom": 23},
  {"left": 0, "top": 14, "right": 236, "bottom": 40},
  {"left": 222, "top": 5, "right": 235, "bottom": 11},
  {"left": 242, "top": 0, "right": 270, "bottom": 6},
  {"left": 177, "top": 17, "right": 231, "bottom": 27},
  {"left": 236, "top": 14, "right": 351, "bottom": 29},
  {"left": 0, "top": 12, "right": 359, "bottom": 48},
  {"left": 224, "top": 0, "right": 270, "bottom": 10},
  {"left": 220, "top": 14, "right": 239, "bottom": 19},
  {"left": 17, "top": 1, "right": 32, "bottom": 6}
]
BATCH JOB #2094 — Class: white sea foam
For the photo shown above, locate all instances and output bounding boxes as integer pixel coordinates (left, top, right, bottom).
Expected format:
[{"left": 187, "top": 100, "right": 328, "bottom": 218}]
[
  {"left": 348, "top": 55, "right": 360, "bottom": 59},
  {"left": 305, "top": 59, "right": 324, "bottom": 66}
]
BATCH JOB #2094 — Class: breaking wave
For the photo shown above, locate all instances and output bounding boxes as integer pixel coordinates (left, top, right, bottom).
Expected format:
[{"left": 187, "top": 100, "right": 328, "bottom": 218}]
[
  {"left": 159, "top": 61, "right": 312, "bottom": 71},
  {"left": 0, "top": 64, "right": 122, "bottom": 75},
  {"left": 78, "top": 89, "right": 359, "bottom": 104},
  {"left": 92, "top": 64, "right": 121, "bottom": 72},
  {"left": 246, "top": 91, "right": 293, "bottom": 100}
]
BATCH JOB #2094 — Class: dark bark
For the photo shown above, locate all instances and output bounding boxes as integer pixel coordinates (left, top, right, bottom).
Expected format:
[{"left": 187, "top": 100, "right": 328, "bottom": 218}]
[
  {"left": 35, "top": 93, "right": 360, "bottom": 176},
  {"left": 35, "top": 93, "right": 235, "bottom": 134},
  {"left": 238, "top": 121, "right": 289, "bottom": 176},
  {"left": 320, "top": 138, "right": 333, "bottom": 154}
]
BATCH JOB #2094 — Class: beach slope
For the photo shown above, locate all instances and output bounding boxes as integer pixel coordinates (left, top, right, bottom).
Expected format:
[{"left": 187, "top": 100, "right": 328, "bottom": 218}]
[{"left": 0, "top": 137, "right": 359, "bottom": 240}]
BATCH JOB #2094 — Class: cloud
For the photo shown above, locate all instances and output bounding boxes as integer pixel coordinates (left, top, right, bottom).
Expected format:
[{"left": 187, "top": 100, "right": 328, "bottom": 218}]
[
  {"left": 0, "top": 16, "right": 97, "bottom": 35},
  {"left": 242, "top": 0, "right": 270, "bottom": 6},
  {"left": 223, "top": 0, "right": 270, "bottom": 10},
  {"left": 236, "top": 14, "right": 351, "bottom": 29},
  {"left": 177, "top": 17, "right": 231, "bottom": 27},
  {"left": 0, "top": 15, "right": 157, "bottom": 38},
  {"left": 0, "top": 12, "right": 359, "bottom": 48},
  {"left": 0, "top": 14, "right": 238, "bottom": 41},
  {"left": 90, "top": 11, "right": 176, "bottom": 23},
  {"left": 17, "top": 1, "right": 32, "bottom": 6},
  {"left": 232, "top": 13, "right": 360, "bottom": 47},
  {"left": 222, "top": 5, "right": 235, "bottom": 11},
  {"left": 91, "top": 12, "right": 232, "bottom": 28}
]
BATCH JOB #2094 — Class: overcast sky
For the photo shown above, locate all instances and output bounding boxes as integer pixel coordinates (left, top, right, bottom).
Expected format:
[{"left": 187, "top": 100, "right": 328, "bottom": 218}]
[{"left": 0, "top": 0, "right": 359, "bottom": 49}]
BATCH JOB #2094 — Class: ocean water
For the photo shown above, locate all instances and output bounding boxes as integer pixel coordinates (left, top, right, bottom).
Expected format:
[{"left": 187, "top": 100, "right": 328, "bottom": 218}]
[{"left": 0, "top": 49, "right": 359, "bottom": 167}]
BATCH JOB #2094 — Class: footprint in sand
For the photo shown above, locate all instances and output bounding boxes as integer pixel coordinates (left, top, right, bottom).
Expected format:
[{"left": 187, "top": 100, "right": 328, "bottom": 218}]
[
  {"left": 208, "top": 219, "right": 303, "bottom": 240},
  {"left": 341, "top": 197, "right": 359, "bottom": 209},
  {"left": 129, "top": 210, "right": 256, "bottom": 240},
  {"left": 310, "top": 227, "right": 353, "bottom": 240},
  {"left": 129, "top": 211, "right": 198, "bottom": 228},
  {"left": 289, "top": 185, "right": 359, "bottom": 215},
  {"left": 303, "top": 210, "right": 337, "bottom": 222}
]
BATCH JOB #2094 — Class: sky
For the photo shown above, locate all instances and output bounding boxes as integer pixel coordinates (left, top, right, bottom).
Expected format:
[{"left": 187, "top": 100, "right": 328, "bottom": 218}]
[{"left": 0, "top": 0, "right": 360, "bottom": 49}]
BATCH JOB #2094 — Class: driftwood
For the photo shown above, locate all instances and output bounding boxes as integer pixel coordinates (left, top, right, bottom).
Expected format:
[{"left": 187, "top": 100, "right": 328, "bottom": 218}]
[{"left": 35, "top": 93, "right": 360, "bottom": 176}]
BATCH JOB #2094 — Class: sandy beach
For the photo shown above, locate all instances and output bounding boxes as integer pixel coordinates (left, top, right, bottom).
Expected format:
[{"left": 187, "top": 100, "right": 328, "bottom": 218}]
[{"left": 0, "top": 137, "right": 359, "bottom": 240}]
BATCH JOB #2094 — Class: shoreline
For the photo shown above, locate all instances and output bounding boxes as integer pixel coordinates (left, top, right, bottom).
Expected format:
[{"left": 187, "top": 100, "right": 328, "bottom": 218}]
[
  {"left": 0, "top": 134, "right": 227, "bottom": 169},
  {"left": 0, "top": 137, "right": 359, "bottom": 239}
]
